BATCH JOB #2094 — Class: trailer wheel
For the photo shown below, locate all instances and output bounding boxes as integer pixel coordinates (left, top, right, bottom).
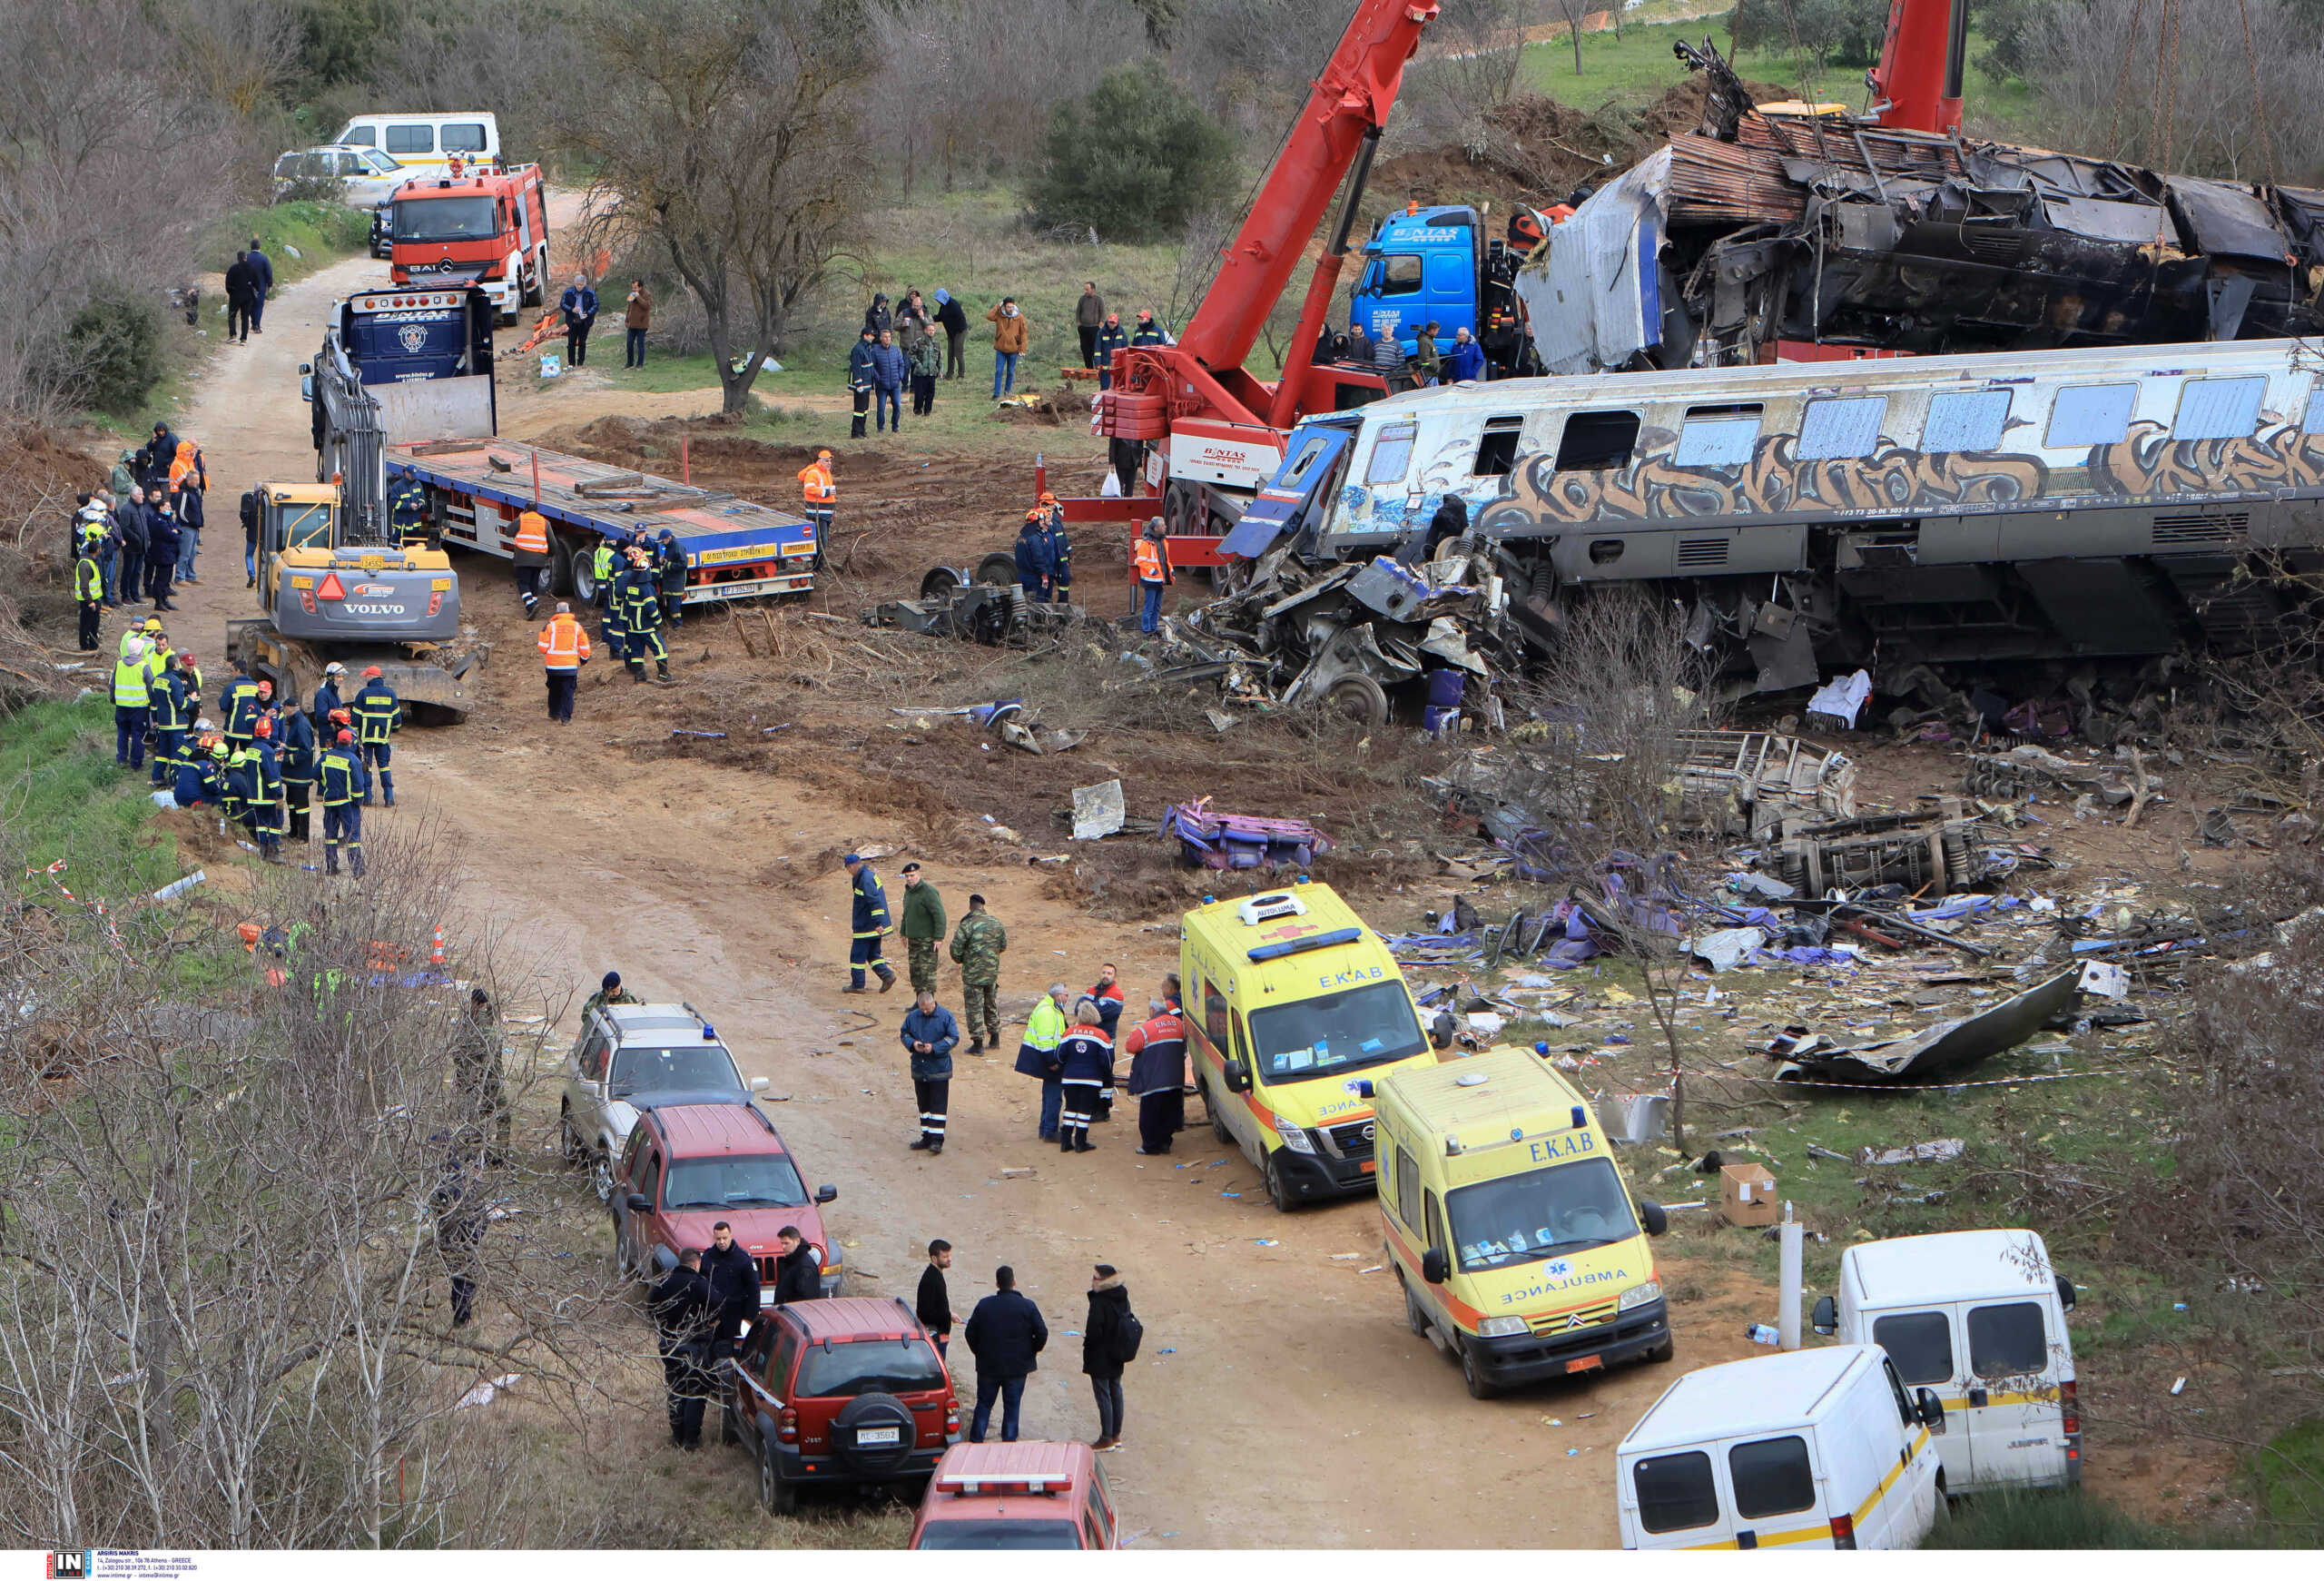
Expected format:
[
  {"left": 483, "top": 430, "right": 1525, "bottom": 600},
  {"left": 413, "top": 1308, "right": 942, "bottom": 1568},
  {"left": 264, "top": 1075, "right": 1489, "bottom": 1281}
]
[
  {"left": 549, "top": 535, "right": 580, "bottom": 598},
  {"left": 973, "top": 552, "right": 1020, "bottom": 588},
  {"left": 569, "top": 541, "right": 599, "bottom": 604}
]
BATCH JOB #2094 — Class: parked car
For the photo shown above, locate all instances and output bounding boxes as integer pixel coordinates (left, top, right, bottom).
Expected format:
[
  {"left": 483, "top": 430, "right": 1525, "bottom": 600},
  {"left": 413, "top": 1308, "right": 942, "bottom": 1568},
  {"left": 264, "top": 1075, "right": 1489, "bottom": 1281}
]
[
  {"left": 610, "top": 1102, "right": 842, "bottom": 1297},
  {"left": 910, "top": 1442, "right": 1120, "bottom": 1549},
  {"left": 271, "top": 144, "right": 408, "bottom": 206},
  {"left": 721, "top": 1296, "right": 955, "bottom": 1513},
  {"left": 559, "top": 1001, "right": 767, "bottom": 1201}
]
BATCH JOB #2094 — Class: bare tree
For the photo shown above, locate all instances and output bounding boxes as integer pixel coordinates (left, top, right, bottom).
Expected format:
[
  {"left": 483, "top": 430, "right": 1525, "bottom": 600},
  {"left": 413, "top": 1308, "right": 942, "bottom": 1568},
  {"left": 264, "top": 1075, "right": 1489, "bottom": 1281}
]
[{"left": 554, "top": 0, "right": 878, "bottom": 417}]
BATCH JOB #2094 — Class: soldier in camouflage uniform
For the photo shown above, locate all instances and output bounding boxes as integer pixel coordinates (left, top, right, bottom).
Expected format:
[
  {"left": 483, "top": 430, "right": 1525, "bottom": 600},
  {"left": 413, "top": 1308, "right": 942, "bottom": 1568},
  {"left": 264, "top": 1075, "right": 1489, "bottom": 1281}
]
[
  {"left": 898, "top": 862, "right": 948, "bottom": 996},
  {"left": 947, "top": 893, "right": 1008, "bottom": 1054}
]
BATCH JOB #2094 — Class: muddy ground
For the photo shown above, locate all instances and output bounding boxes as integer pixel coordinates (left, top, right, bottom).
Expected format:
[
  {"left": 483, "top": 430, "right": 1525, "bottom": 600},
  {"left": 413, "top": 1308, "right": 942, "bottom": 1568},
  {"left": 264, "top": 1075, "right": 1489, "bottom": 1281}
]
[{"left": 87, "top": 231, "right": 2270, "bottom": 1544}]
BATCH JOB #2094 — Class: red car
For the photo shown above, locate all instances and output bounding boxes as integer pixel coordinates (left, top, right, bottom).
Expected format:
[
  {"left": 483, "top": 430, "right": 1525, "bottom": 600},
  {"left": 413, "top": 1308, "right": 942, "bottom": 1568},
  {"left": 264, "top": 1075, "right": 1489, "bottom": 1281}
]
[
  {"left": 610, "top": 1102, "right": 842, "bottom": 1301},
  {"left": 909, "top": 1441, "right": 1121, "bottom": 1549},
  {"left": 720, "top": 1296, "right": 959, "bottom": 1512}
]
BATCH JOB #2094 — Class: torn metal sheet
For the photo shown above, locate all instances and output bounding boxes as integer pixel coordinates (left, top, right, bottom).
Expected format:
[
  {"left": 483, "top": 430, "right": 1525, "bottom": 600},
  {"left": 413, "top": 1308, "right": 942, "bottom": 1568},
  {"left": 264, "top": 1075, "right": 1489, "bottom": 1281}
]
[
  {"left": 1070, "top": 779, "right": 1127, "bottom": 840},
  {"left": 1768, "top": 968, "right": 2082, "bottom": 1084},
  {"left": 1516, "top": 146, "right": 1670, "bottom": 375},
  {"left": 1859, "top": 1139, "right": 1965, "bottom": 1166}
]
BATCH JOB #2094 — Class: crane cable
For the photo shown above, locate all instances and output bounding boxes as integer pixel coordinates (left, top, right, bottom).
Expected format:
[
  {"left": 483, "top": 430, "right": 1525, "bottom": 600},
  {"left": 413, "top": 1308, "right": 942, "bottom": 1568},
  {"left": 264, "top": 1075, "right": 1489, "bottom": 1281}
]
[
  {"left": 2233, "top": 0, "right": 2280, "bottom": 183},
  {"left": 2102, "top": 0, "right": 2149, "bottom": 162}
]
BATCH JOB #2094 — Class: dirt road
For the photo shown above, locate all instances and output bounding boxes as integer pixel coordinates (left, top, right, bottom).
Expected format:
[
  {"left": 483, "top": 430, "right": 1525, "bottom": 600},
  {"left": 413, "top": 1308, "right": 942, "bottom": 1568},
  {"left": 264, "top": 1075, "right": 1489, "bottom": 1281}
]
[{"left": 159, "top": 244, "right": 1763, "bottom": 1548}]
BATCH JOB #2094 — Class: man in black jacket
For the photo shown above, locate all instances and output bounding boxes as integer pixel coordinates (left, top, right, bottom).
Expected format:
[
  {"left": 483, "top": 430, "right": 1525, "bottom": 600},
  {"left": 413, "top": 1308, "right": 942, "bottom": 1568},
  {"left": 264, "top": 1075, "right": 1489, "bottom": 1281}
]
[
  {"left": 114, "top": 486, "right": 148, "bottom": 608},
  {"left": 649, "top": 1247, "right": 714, "bottom": 1448},
  {"left": 771, "top": 1225, "right": 824, "bottom": 1305},
  {"left": 245, "top": 237, "right": 273, "bottom": 332},
  {"left": 241, "top": 486, "right": 263, "bottom": 588},
  {"left": 224, "top": 252, "right": 257, "bottom": 344},
  {"left": 846, "top": 326, "right": 877, "bottom": 439},
  {"left": 934, "top": 290, "right": 969, "bottom": 380},
  {"left": 1081, "top": 1264, "right": 1132, "bottom": 1450},
  {"left": 916, "top": 1239, "right": 957, "bottom": 1359},
  {"left": 698, "top": 1220, "right": 762, "bottom": 1353},
  {"left": 962, "top": 1264, "right": 1047, "bottom": 1442}
]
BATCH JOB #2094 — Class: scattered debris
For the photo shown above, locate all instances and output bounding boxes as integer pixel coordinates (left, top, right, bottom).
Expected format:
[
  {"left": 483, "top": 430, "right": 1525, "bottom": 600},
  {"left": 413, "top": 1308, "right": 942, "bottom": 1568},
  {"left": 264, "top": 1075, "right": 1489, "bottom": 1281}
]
[
  {"left": 1162, "top": 797, "right": 1331, "bottom": 871},
  {"left": 1859, "top": 1139, "right": 1966, "bottom": 1167},
  {"left": 1070, "top": 779, "right": 1127, "bottom": 840},
  {"left": 1768, "top": 969, "right": 2083, "bottom": 1085}
]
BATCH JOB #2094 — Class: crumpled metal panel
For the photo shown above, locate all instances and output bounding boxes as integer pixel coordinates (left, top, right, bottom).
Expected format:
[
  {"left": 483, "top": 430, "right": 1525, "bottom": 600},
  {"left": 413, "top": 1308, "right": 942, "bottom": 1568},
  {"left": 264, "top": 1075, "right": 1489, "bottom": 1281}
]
[
  {"left": 1770, "top": 969, "right": 2081, "bottom": 1083},
  {"left": 2167, "top": 176, "right": 2290, "bottom": 262},
  {"left": 1516, "top": 146, "right": 1670, "bottom": 375}
]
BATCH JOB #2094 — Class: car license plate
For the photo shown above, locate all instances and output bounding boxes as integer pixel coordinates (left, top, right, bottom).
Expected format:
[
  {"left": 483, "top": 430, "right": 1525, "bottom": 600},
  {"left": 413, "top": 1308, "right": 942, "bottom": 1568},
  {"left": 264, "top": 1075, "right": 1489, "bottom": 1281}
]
[
  {"left": 856, "top": 1426, "right": 901, "bottom": 1447},
  {"left": 1566, "top": 1355, "right": 1602, "bottom": 1374}
]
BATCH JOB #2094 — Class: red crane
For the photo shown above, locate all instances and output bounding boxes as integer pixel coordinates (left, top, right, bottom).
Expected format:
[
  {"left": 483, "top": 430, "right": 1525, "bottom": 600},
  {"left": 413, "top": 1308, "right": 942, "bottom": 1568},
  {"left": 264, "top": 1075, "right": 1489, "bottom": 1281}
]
[
  {"left": 1868, "top": 0, "right": 1966, "bottom": 135},
  {"left": 1040, "top": 0, "right": 1441, "bottom": 560}
]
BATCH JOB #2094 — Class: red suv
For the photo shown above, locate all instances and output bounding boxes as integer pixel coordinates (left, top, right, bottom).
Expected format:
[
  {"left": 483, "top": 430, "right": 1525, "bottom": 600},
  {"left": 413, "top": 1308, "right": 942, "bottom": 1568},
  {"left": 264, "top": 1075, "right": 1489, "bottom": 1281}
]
[
  {"left": 720, "top": 1296, "right": 959, "bottom": 1512},
  {"left": 610, "top": 1103, "right": 842, "bottom": 1301},
  {"left": 909, "top": 1441, "right": 1120, "bottom": 1549}
]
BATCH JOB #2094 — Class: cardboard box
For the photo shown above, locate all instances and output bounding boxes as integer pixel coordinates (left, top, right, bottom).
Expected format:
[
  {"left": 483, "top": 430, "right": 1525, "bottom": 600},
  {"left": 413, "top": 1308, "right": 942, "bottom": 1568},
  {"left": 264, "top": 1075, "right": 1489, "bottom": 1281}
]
[{"left": 1719, "top": 1162, "right": 1778, "bottom": 1228}]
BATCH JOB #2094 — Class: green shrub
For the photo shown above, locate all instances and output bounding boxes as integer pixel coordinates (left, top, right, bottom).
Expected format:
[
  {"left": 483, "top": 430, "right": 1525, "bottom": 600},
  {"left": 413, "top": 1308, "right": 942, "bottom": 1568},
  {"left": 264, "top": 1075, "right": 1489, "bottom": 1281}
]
[
  {"left": 1030, "top": 66, "right": 1237, "bottom": 244},
  {"left": 1923, "top": 1487, "right": 2254, "bottom": 1548},
  {"left": 56, "top": 291, "right": 164, "bottom": 416}
]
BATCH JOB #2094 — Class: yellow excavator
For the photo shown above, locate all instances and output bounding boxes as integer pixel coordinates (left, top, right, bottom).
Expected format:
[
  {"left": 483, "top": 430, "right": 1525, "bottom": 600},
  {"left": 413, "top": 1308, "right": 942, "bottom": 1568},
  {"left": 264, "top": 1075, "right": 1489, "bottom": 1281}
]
[{"left": 228, "top": 284, "right": 489, "bottom": 721}]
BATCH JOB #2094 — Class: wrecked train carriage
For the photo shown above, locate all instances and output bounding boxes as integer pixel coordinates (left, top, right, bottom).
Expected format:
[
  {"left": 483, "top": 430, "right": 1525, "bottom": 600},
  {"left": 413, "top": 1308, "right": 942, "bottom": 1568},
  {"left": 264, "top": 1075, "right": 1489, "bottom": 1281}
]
[
  {"left": 1230, "top": 337, "right": 2324, "bottom": 688},
  {"left": 1521, "top": 81, "right": 2324, "bottom": 374}
]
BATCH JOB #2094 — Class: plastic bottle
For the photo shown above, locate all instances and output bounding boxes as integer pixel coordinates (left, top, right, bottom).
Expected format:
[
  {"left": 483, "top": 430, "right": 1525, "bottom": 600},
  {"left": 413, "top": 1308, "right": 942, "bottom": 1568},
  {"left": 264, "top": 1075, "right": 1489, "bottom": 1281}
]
[{"left": 1745, "top": 1322, "right": 1782, "bottom": 1347}]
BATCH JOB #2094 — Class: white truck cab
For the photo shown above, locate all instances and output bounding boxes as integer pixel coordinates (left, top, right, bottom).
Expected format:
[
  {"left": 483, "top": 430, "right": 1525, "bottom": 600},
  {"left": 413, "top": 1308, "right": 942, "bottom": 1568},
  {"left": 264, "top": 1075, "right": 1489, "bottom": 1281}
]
[
  {"left": 1618, "top": 1344, "right": 1948, "bottom": 1549},
  {"left": 1813, "top": 1229, "right": 2080, "bottom": 1494}
]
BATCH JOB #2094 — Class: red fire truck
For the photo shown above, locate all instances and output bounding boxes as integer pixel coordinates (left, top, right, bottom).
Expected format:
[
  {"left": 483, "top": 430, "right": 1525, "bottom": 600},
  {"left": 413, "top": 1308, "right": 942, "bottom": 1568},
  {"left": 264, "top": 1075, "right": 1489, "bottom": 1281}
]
[{"left": 387, "top": 162, "right": 550, "bottom": 327}]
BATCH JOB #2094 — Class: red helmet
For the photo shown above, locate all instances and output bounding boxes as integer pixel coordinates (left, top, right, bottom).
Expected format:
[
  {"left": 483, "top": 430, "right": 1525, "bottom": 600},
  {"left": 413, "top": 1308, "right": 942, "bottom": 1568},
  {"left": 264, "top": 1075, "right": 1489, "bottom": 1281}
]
[
  {"left": 362, "top": 665, "right": 383, "bottom": 679},
  {"left": 253, "top": 716, "right": 272, "bottom": 738},
  {"left": 336, "top": 728, "right": 355, "bottom": 745}
]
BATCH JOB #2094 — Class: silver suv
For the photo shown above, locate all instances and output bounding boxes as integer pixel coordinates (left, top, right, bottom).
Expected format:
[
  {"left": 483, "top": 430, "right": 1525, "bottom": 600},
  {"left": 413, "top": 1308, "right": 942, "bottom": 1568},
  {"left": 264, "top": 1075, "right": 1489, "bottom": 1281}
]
[{"left": 558, "top": 1002, "right": 768, "bottom": 1200}]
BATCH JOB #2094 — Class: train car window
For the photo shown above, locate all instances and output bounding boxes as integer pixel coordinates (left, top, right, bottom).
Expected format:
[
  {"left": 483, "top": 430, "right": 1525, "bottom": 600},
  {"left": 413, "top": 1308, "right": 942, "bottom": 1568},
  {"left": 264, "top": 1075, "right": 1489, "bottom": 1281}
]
[
  {"left": 1675, "top": 404, "right": 1762, "bottom": 468},
  {"left": 1472, "top": 416, "right": 1523, "bottom": 476},
  {"left": 1924, "top": 389, "right": 2013, "bottom": 452},
  {"left": 1797, "top": 396, "right": 1887, "bottom": 460},
  {"left": 2304, "top": 387, "right": 2324, "bottom": 434},
  {"left": 1364, "top": 423, "right": 1417, "bottom": 486},
  {"left": 2045, "top": 382, "right": 2138, "bottom": 448},
  {"left": 1552, "top": 410, "right": 1640, "bottom": 471},
  {"left": 2172, "top": 376, "right": 2265, "bottom": 441}
]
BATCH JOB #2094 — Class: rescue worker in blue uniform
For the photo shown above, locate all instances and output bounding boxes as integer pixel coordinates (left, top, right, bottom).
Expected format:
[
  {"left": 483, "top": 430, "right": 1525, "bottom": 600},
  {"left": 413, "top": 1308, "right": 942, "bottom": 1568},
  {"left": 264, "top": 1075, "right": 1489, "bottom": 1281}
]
[
  {"left": 351, "top": 665, "right": 399, "bottom": 805},
  {"left": 320, "top": 727, "right": 369, "bottom": 877},
  {"left": 146, "top": 655, "right": 191, "bottom": 787},
  {"left": 618, "top": 548, "right": 670, "bottom": 684},
  {"left": 310, "top": 660, "right": 347, "bottom": 738},
  {"left": 655, "top": 529, "right": 687, "bottom": 630},
  {"left": 601, "top": 538, "right": 634, "bottom": 658},
  {"left": 389, "top": 472, "right": 432, "bottom": 545},
  {"left": 1043, "top": 499, "right": 1072, "bottom": 604},
  {"left": 1014, "top": 509, "right": 1054, "bottom": 603},
  {"left": 842, "top": 852, "right": 897, "bottom": 994},
  {"left": 219, "top": 669, "right": 261, "bottom": 749},
  {"left": 249, "top": 715, "right": 285, "bottom": 863},
  {"left": 221, "top": 736, "right": 253, "bottom": 830},
  {"left": 172, "top": 724, "right": 222, "bottom": 808},
  {"left": 278, "top": 689, "right": 317, "bottom": 843},
  {"left": 589, "top": 534, "right": 623, "bottom": 628}
]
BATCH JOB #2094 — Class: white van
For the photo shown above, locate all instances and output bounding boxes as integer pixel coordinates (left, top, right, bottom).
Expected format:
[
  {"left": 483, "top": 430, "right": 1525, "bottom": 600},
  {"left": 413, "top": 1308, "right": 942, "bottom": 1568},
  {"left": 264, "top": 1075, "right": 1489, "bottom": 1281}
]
[
  {"left": 330, "top": 113, "right": 501, "bottom": 174},
  {"left": 1617, "top": 1344, "right": 1947, "bottom": 1550},
  {"left": 1812, "top": 1228, "right": 2080, "bottom": 1494}
]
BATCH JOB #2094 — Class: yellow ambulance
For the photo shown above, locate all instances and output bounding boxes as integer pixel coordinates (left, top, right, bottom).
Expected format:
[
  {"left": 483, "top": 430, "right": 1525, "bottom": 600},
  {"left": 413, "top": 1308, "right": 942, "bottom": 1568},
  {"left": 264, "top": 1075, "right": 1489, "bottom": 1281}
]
[
  {"left": 1371, "top": 1047, "right": 1673, "bottom": 1398},
  {"left": 1180, "top": 880, "right": 1435, "bottom": 1210}
]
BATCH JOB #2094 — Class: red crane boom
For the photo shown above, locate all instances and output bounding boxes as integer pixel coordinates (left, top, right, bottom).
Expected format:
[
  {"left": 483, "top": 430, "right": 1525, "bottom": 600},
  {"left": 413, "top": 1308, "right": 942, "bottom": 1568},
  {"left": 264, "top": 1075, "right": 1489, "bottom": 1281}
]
[
  {"left": 1098, "top": 0, "right": 1441, "bottom": 461},
  {"left": 1868, "top": 0, "right": 1966, "bottom": 135}
]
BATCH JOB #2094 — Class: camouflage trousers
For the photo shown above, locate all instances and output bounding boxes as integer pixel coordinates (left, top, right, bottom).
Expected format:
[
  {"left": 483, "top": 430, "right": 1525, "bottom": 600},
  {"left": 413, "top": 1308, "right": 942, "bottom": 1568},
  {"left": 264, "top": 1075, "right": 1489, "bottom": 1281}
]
[
  {"left": 908, "top": 937, "right": 940, "bottom": 994},
  {"left": 960, "top": 979, "right": 1000, "bottom": 1044}
]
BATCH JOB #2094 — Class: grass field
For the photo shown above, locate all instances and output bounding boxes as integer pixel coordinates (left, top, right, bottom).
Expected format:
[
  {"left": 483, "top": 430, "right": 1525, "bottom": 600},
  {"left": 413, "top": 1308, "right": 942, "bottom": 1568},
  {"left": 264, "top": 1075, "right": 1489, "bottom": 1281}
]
[
  {"left": 1, "top": 697, "right": 183, "bottom": 898},
  {"left": 1516, "top": 10, "right": 2036, "bottom": 133}
]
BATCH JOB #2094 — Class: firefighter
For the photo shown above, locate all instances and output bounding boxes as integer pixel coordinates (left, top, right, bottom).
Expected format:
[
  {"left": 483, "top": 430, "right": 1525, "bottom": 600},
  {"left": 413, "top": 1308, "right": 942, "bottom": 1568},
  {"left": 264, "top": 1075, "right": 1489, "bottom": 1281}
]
[
  {"left": 310, "top": 659, "right": 346, "bottom": 737},
  {"left": 512, "top": 506, "right": 550, "bottom": 618},
  {"left": 145, "top": 653, "right": 192, "bottom": 788},
  {"left": 588, "top": 534, "right": 620, "bottom": 624},
  {"left": 250, "top": 715, "right": 285, "bottom": 864},
  {"left": 219, "top": 668, "right": 261, "bottom": 748},
  {"left": 278, "top": 686, "right": 317, "bottom": 843},
  {"left": 655, "top": 529, "right": 686, "bottom": 630},
  {"left": 842, "top": 852, "right": 896, "bottom": 994},
  {"left": 1130, "top": 310, "right": 1167, "bottom": 349},
  {"left": 320, "top": 726, "right": 368, "bottom": 877},
  {"left": 1042, "top": 495, "right": 1073, "bottom": 604},
  {"left": 350, "top": 665, "right": 400, "bottom": 806},
  {"left": 221, "top": 733, "right": 254, "bottom": 831},
  {"left": 797, "top": 450, "right": 835, "bottom": 564},
  {"left": 389, "top": 471, "right": 432, "bottom": 546},
  {"left": 1014, "top": 508, "right": 1054, "bottom": 603},
  {"left": 1093, "top": 311, "right": 1128, "bottom": 393},
  {"left": 618, "top": 548, "right": 669, "bottom": 685}
]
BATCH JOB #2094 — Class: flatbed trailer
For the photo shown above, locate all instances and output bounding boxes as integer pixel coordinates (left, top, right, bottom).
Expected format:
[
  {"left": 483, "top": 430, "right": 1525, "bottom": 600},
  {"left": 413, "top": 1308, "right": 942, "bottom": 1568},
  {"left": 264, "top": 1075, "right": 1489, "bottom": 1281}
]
[{"left": 391, "top": 439, "right": 819, "bottom": 606}]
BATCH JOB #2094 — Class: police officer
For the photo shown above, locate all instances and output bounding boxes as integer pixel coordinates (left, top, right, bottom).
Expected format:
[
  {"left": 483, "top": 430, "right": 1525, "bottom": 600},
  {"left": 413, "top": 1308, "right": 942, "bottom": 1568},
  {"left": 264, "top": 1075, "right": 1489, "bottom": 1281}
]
[
  {"left": 320, "top": 726, "right": 368, "bottom": 877},
  {"left": 649, "top": 1246, "right": 714, "bottom": 1449},
  {"left": 112, "top": 635, "right": 155, "bottom": 770},
  {"left": 842, "top": 851, "right": 896, "bottom": 994},
  {"left": 250, "top": 715, "right": 286, "bottom": 864},
  {"left": 278, "top": 686, "right": 317, "bottom": 843},
  {"left": 351, "top": 665, "right": 399, "bottom": 805},
  {"left": 618, "top": 548, "right": 670, "bottom": 685}
]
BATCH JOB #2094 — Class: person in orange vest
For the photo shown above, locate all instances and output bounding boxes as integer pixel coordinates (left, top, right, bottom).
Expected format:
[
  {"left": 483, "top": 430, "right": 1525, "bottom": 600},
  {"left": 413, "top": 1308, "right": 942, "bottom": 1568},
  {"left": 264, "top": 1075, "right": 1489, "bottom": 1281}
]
[
  {"left": 1133, "top": 516, "right": 1173, "bottom": 635},
  {"left": 797, "top": 449, "right": 835, "bottom": 564},
  {"left": 511, "top": 506, "right": 551, "bottom": 618},
  {"left": 536, "top": 600, "right": 592, "bottom": 724}
]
